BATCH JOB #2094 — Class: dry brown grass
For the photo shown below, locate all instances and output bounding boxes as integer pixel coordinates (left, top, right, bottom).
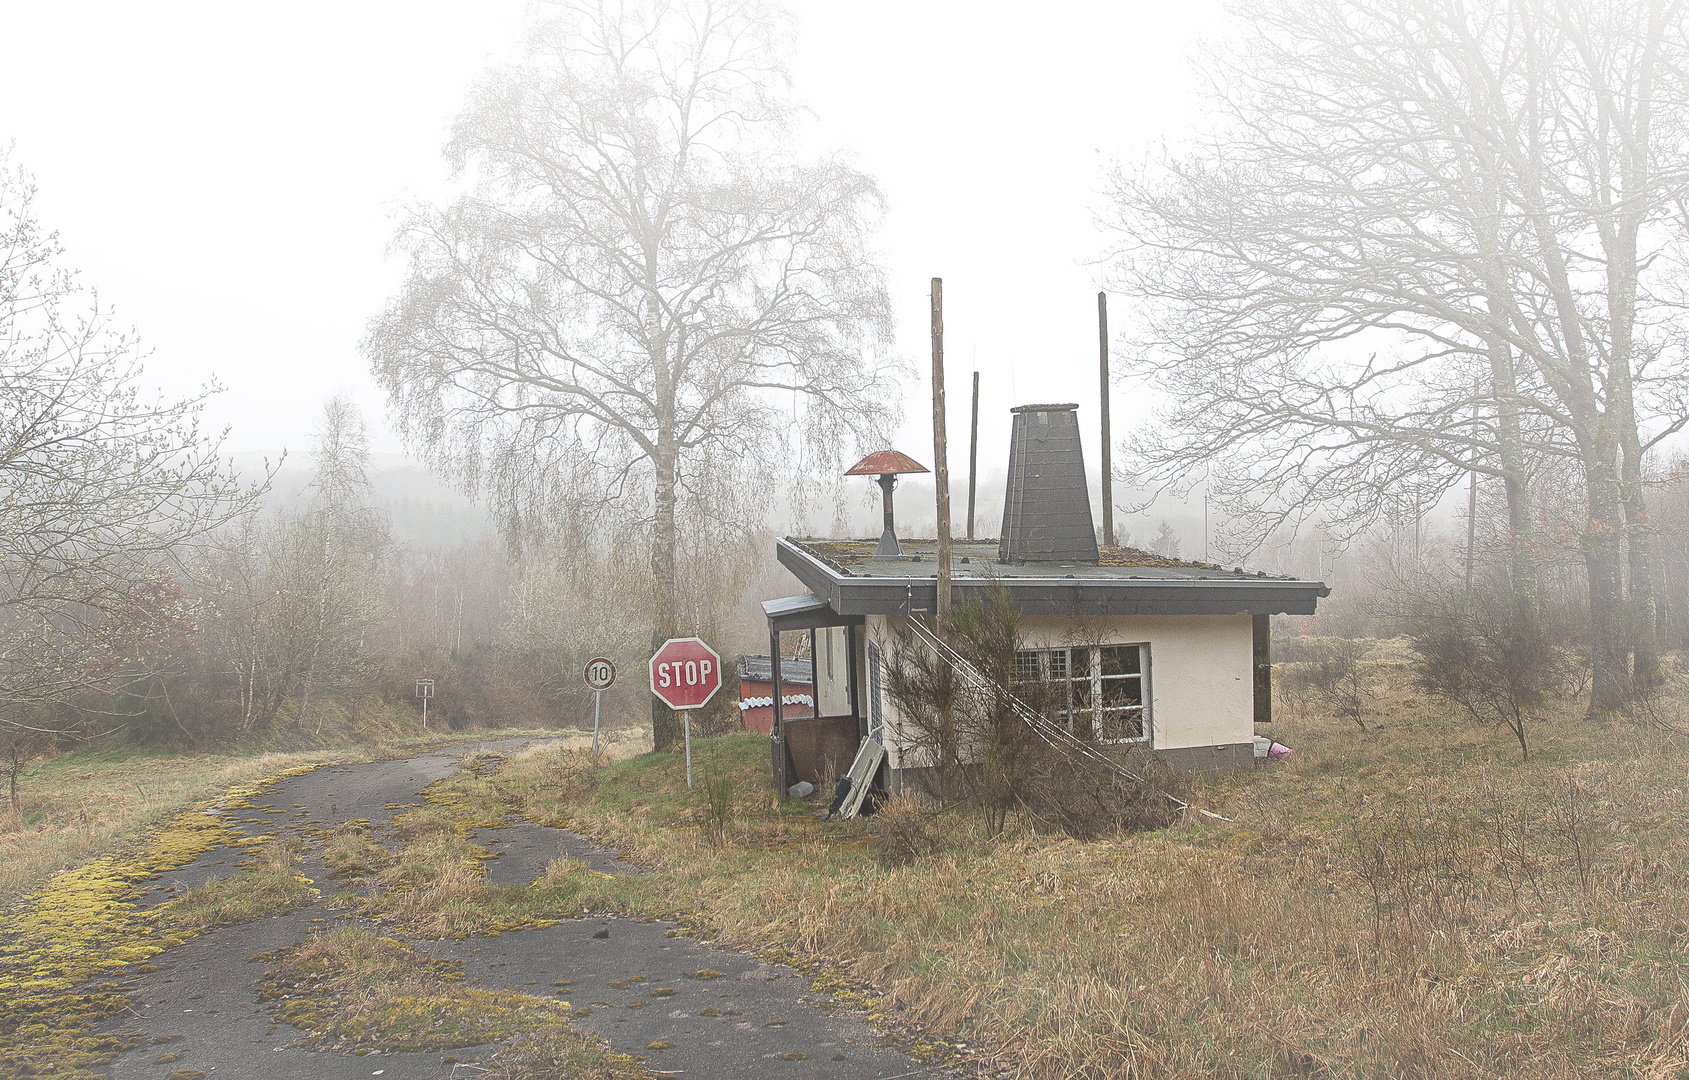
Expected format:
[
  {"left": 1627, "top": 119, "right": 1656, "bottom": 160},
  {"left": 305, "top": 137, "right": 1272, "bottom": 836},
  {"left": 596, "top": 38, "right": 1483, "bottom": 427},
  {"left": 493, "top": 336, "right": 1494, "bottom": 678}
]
[
  {"left": 0, "top": 749, "right": 344, "bottom": 906},
  {"left": 0, "top": 727, "right": 577, "bottom": 908},
  {"left": 258, "top": 923, "right": 636, "bottom": 1076},
  {"left": 484, "top": 664, "right": 1689, "bottom": 1080}
]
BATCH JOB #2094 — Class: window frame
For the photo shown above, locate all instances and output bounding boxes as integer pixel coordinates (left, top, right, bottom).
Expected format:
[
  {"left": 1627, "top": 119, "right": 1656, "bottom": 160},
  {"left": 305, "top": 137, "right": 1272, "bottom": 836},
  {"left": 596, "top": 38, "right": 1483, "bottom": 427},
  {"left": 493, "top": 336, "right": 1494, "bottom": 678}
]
[{"left": 1009, "top": 642, "right": 1151, "bottom": 745}]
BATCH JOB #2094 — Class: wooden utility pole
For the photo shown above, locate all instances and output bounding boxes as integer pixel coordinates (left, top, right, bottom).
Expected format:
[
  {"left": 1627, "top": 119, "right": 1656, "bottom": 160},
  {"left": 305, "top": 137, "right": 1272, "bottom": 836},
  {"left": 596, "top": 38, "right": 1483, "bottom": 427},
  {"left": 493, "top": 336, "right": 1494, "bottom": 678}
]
[
  {"left": 967, "top": 371, "right": 980, "bottom": 541},
  {"left": 1098, "top": 291, "right": 1114, "bottom": 547},
  {"left": 931, "top": 277, "right": 955, "bottom": 806},
  {"left": 932, "top": 278, "right": 952, "bottom": 634}
]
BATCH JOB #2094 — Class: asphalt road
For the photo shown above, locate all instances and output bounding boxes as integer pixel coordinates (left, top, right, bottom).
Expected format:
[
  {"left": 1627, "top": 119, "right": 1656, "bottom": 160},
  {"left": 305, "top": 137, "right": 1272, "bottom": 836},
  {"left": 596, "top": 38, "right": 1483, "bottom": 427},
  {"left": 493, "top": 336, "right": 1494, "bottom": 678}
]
[{"left": 90, "top": 739, "right": 950, "bottom": 1080}]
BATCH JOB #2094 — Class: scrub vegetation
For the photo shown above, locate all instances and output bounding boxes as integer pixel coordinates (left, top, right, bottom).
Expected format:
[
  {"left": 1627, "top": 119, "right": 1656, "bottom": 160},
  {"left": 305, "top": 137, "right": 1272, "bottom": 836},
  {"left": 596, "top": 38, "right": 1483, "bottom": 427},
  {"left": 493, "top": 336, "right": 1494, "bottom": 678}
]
[{"left": 403, "top": 689, "right": 1689, "bottom": 1080}]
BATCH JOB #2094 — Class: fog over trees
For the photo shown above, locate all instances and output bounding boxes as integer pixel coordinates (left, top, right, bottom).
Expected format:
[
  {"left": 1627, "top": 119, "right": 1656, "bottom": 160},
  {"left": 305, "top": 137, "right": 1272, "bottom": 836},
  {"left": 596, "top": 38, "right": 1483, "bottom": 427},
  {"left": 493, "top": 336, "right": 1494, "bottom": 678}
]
[
  {"left": 0, "top": 153, "right": 259, "bottom": 800},
  {"left": 1108, "top": 0, "right": 1689, "bottom": 715},
  {"left": 7, "top": 0, "right": 1689, "bottom": 786},
  {"left": 366, "top": 0, "right": 899, "bottom": 747}
]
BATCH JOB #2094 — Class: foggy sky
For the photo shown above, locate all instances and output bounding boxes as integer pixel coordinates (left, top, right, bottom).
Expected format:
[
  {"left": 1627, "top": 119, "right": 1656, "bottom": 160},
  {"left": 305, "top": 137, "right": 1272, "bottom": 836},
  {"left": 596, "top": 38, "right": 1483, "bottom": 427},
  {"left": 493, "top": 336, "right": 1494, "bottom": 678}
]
[{"left": 0, "top": 1, "right": 1223, "bottom": 533}]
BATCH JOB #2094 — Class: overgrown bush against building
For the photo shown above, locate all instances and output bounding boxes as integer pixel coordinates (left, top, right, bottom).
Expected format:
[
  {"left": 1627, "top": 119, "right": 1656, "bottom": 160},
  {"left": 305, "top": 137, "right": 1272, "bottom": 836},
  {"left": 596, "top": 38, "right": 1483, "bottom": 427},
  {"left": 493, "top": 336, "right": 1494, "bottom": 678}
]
[{"left": 883, "top": 583, "right": 1187, "bottom": 842}]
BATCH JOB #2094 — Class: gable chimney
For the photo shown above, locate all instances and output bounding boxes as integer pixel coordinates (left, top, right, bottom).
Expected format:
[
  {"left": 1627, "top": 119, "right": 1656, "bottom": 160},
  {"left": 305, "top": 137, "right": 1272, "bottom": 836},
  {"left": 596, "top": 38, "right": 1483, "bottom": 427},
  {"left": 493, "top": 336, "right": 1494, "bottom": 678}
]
[{"left": 998, "top": 403, "right": 1100, "bottom": 564}]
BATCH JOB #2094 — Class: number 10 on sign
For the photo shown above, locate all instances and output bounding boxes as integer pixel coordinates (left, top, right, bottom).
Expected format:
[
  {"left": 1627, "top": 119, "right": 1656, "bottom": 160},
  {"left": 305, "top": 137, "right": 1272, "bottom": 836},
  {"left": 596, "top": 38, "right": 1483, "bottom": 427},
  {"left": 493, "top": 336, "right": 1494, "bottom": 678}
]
[{"left": 583, "top": 657, "right": 616, "bottom": 763}]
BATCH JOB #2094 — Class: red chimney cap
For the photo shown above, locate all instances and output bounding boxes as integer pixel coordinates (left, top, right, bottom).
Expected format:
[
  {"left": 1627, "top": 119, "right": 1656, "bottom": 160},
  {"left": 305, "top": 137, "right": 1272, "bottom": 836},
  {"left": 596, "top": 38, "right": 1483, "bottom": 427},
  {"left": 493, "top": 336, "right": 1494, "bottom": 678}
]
[{"left": 844, "top": 450, "right": 929, "bottom": 476}]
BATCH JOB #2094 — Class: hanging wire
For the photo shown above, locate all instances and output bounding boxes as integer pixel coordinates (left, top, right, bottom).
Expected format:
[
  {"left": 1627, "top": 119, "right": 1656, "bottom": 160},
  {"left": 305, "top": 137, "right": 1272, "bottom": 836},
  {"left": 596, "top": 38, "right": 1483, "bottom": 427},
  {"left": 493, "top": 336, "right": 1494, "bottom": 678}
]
[{"left": 901, "top": 615, "right": 1232, "bottom": 822}]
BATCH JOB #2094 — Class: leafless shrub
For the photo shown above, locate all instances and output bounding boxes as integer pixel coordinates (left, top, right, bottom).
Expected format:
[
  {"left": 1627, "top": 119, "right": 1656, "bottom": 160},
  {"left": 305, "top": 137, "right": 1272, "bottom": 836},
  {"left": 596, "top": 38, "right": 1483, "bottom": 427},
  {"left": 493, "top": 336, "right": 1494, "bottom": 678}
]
[
  {"left": 1408, "top": 586, "right": 1577, "bottom": 759},
  {"left": 539, "top": 747, "right": 598, "bottom": 802},
  {"left": 882, "top": 583, "right": 1051, "bottom": 828},
  {"left": 1351, "top": 774, "right": 1610, "bottom": 954},
  {"left": 1019, "top": 745, "right": 1187, "bottom": 840},
  {"left": 884, "top": 582, "right": 1187, "bottom": 842},
  {"left": 1276, "top": 636, "right": 1376, "bottom": 730},
  {"left": 1351, "top": 803, "right": 1480, "bottom": 951}
]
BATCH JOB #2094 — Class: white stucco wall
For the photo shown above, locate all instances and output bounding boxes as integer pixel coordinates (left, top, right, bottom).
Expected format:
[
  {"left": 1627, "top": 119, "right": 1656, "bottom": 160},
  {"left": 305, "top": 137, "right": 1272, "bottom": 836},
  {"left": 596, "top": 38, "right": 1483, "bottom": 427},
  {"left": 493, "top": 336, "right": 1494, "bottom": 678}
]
[
  {"left": 1016, "top": 614, "right": 1255, "bottom": 750},
  {"left": 864, "top": 611, "right": 1256, "bottom": 759}
]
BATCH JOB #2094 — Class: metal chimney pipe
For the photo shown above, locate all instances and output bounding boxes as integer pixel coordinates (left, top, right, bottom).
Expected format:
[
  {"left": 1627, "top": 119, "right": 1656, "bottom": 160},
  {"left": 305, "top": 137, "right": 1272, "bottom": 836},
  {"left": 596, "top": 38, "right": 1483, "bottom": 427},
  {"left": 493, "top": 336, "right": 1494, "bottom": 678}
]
[{"left": 876, "top": 473, "right": 899, "bottom": 556}]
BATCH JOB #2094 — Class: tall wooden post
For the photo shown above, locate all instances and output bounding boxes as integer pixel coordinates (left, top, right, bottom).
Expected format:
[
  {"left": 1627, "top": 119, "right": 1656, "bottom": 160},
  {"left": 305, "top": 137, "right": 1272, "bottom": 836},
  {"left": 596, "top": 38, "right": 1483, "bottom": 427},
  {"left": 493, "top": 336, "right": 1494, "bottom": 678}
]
[
  {"left": 967, "top": 371, "right": 980, "bottom": 541},
  {"left": 932, "top": 278, "right": 952, "bottom": 634},
  {"left": 931, "top": 277, "right": 955, "bottom": 806},
  {"left": 1098, "top": 291, "right": 1114, "bottom": 547}
]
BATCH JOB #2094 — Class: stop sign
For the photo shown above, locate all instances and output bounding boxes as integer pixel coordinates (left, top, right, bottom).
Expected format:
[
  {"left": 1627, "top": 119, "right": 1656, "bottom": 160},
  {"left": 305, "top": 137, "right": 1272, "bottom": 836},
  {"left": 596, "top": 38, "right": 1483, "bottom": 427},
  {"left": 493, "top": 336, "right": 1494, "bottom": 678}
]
[{"left": 649, "top": 637, "right": 723, "bottom": 711}]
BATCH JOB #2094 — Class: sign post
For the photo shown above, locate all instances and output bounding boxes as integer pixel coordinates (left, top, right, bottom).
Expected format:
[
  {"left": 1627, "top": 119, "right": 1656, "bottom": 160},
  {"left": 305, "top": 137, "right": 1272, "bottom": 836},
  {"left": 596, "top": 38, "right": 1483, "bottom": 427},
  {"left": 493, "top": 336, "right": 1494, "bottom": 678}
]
[
  {"left": 583, "top": 657, "right": 616, "bottom": 764},
  {"left": 415, "top": 679, "right": 434, "bottom": 730},
  {"left": 648, "top": 637, "right": 723, "bottom": 790}
]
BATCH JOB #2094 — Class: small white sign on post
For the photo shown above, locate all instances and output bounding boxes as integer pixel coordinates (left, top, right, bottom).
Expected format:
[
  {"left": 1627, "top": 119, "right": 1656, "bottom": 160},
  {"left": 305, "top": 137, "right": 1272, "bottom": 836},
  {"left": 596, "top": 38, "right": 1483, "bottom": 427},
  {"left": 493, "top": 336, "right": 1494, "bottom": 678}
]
[
  {"left": 415, "top": 678, "right": 434, "bottom": 730},
  {"left": 583, "top": 657, "right": 616, "bottom": 763}
]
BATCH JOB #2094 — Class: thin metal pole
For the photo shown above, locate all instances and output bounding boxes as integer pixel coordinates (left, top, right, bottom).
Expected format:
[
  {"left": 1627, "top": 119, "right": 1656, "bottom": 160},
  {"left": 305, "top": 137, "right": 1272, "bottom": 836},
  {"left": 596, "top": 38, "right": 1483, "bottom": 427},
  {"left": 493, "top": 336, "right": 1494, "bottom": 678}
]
[
  {"left": 683, "top": 711, "right": 693, "bottom": 790},
  {"left": 592, "top": 689, "right": 602, "bottom": 764},
  {"left": 422, "top": 695, "right": 428, "bottom": 731},
  {"left": 770, "top": 630, "right": 786, "bottom": 794},
  {"left": 1098, "top": 291, "right": 1114, "bottom": 547},
  {"left": 967, "top": 371, "right": 979, "bottom": 541}
]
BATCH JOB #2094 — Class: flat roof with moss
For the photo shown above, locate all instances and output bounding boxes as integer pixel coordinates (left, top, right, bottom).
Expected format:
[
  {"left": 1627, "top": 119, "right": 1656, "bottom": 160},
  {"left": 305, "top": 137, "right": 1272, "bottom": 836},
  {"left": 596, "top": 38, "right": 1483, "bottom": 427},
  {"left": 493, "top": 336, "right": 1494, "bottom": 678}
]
[{"left": 776, "top": 538, "right": 1328, "bottom": 618}]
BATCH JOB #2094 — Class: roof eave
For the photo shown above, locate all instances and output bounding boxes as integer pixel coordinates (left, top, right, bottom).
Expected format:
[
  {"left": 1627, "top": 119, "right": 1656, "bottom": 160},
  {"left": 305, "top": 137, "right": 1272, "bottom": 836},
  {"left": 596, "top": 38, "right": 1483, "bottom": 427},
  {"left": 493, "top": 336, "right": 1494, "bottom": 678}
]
[{"left": 776, "top": 538, "right": 1329, "bottom": 617}]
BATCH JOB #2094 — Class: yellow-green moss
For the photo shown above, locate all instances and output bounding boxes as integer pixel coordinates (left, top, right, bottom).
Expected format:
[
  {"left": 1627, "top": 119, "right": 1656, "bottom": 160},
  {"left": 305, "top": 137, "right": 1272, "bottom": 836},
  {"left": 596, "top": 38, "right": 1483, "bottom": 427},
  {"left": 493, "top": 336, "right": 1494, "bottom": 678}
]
[{"left": 0, "top": 764, "right": 323, "bottom": 1079}]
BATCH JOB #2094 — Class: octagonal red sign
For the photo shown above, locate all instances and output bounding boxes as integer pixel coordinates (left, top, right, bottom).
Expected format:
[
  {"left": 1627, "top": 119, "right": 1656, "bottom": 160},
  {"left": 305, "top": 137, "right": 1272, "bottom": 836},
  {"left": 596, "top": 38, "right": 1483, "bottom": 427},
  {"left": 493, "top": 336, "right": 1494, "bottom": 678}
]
[{"left": 648, "top": 637, "right": 723, "bottom": 711}]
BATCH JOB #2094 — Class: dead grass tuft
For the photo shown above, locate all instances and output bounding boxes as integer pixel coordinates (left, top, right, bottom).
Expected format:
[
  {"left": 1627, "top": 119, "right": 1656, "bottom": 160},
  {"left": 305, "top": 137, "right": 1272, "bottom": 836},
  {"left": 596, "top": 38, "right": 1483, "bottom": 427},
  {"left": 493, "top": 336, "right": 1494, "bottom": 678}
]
[
  {"left": 320, "top": 821, "right": 395, "bottom": 880},
  {"left": 260, "top": 924, "right": 620, "bottom": 1062},
  {"left": 871, "top": 790, "right": 948, "bottom": 865},
  {"left": 159, "top": 838, "right": 317, "bottom": 929}
]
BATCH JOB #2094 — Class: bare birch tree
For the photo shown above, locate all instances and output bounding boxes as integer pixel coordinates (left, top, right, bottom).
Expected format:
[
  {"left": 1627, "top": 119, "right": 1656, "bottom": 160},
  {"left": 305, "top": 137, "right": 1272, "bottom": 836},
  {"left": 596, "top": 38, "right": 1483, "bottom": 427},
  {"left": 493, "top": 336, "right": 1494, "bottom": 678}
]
[
  {"left": 1106, "top": 0, "right": 1689, "bottom": 713},
  {"left": 0, "top": 151, "right": 256, "bottom": 769},
  {"left": 366, "top": 0, "right": 897, "bottom": 747}
]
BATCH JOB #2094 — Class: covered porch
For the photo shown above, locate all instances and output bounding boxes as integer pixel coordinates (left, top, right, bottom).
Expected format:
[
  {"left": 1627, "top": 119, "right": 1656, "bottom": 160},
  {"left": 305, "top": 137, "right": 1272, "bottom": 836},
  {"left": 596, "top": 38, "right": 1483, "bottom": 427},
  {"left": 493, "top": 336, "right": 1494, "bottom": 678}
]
[{"left": 761, "top": 593, "right": 870, "bottom": 794}]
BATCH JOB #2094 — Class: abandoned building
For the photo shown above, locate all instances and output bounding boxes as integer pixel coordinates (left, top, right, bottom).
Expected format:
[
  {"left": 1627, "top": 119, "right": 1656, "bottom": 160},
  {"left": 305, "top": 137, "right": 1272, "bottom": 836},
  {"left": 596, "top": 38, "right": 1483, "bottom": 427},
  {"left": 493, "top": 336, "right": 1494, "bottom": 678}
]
[{"left": 759, "top": 402, "right": 1329, "bottom": 800}]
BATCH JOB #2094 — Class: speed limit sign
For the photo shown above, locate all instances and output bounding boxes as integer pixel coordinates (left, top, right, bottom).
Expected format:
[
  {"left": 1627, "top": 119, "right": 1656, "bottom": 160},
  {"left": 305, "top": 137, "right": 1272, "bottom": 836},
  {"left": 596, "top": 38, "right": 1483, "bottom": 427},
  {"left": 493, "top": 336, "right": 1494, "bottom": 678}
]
[
  {"left": 584, "top": 657, "right": 615, "bottom": 763},
  {"left": 584, "top": 657, "right": 616, "bottom": 691}
]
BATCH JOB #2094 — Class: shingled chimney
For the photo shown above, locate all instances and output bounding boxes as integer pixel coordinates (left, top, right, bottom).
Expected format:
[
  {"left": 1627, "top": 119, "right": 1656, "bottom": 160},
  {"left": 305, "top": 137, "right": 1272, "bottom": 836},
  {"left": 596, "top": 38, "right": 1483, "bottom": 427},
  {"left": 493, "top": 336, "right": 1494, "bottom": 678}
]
[{"left": 998, "top": 403, "right": 1100, "bottom": 565}]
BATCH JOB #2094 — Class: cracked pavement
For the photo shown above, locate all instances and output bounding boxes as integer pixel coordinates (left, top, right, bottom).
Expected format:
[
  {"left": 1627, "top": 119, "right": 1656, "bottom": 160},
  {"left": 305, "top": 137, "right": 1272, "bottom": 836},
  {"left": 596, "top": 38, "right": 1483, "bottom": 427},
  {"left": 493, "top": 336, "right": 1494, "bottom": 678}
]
[{"left": 88, "top": 739, "right": 948, "bottom": 1080}]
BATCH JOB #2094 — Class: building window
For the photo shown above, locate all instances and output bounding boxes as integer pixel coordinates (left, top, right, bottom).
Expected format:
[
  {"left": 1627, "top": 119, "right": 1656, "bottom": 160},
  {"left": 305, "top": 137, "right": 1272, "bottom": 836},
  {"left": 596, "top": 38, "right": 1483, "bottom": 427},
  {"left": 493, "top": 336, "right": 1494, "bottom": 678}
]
[{"left": 1009, "top": 644, "right": 1148, "bottom": 743}]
